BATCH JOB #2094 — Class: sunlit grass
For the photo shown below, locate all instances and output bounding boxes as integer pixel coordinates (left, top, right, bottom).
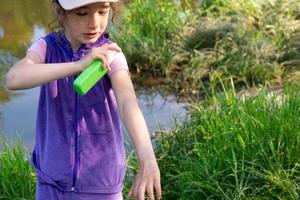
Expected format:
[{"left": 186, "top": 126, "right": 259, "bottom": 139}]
[
  {"left": 111, "top": 0, "right": 193, "bottom": 75},
  {"left": 170, "top": 0, "right": 300, "bottom": 94},
  {"left": 1, "top": 1, "right": 300, "bottom": 199},
  {"left": 146, "top": 84, "right": 300, "bottom": 199},
  {"left": 2, "top": 85, "right": 300, "bottom": 199},
  {"left": 123, "top": 83, "right": 300, "bottom": 199},
  {"left": 112, "top": 0, "right": 300, "bottom": 95},
  {"left": 0, "top": 141, "right": 36, "bottom": 200}
]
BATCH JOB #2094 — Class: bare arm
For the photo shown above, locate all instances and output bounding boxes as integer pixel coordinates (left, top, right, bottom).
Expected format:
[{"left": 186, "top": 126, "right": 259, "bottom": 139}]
[
  {"left": 110, "top": 70, "right": 161, "bottom": 200},
  {"left": 6, "top": 43, "right": 121, "bottom": 90},
  {"left": 6, "top": 52, "right": 81, "bottom": 90}
]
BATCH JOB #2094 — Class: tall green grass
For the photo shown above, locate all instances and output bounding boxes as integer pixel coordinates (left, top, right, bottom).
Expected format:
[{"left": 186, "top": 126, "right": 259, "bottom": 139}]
[
  {"left": 2, "top": 85, "right": 300, "bottom": 199},
  {"left": 0, "top": 141, "right": 36, "bottom": 200},
  {"left": 0, "top": 140, "right": 138, "bottom": 200},
  {"left": 111, "top": 0, "right": 193, "bottom": 75},
  {"left": 171, "top": 0, "right": 300, "bottom": 93},
  {"left": 125, "top": 84, "right": 300, "bottom": 199},
  {"left": 112, "top": 0, "right": 300, "bottom": 94},
  {"left": 157, "top": 85, "right": 300, "bottom": 199}
]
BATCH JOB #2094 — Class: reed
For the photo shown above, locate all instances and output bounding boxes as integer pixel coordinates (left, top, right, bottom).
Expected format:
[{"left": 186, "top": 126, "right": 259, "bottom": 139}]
[{"left": 153, "top": 84, "right": 300, "bottom": 199}]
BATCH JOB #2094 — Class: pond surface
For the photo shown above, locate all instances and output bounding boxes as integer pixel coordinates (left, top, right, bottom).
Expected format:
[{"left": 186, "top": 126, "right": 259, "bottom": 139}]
[
  {"left": 0, "top": 0, "right": 187, "bottom": 150},
  {"left": 0, "top": 86, "right": 187, "bottom": 150}
]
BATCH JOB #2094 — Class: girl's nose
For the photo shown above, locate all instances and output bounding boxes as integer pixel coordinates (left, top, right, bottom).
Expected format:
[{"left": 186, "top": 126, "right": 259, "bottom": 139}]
[{"left": 88, "top": 13, "right": 99, "bottom": 29}]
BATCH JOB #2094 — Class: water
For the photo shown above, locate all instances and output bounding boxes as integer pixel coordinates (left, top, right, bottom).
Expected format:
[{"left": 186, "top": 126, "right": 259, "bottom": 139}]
[
  {"left": 0, "top": 87, "right": 187, "bottom": 150},
  {"left": 0, "top": 0, "right": 187, "bottom": 150},
  {"left": 0, "top": 88, "right": 39, "bottom": 149}
]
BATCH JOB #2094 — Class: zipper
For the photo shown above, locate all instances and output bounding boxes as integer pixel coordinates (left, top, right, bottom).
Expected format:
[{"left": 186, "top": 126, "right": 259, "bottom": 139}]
[{"left": 71, "top": 87, "right": 79, "bottom": 191}]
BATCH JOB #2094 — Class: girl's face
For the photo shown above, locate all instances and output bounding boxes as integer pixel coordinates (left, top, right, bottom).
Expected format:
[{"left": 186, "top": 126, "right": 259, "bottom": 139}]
[{"left": 63, "top": 2, "right": 110, "bottom": 51}]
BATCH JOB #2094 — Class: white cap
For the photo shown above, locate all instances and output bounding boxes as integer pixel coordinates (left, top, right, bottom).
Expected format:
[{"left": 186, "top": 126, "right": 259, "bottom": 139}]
[{"left": 58, "top": 0, "right": 118, "bottom": 10}]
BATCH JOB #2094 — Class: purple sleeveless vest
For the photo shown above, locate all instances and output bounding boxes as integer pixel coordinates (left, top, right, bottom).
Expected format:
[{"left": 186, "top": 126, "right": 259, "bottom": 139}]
[{"left": 30, "top": 31, "right": 126, "bottom": 194}]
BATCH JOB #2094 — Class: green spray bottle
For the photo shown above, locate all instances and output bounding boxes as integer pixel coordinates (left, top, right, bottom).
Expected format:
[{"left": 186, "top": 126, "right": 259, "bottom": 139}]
[{"left": 73, "top": 59, "right": 107, "bottom": 96}]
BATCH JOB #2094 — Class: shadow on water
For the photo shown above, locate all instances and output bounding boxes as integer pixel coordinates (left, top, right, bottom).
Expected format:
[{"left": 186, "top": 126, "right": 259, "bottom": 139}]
[
  {"left": 0, "top": 0, "right": 188, "bottom": 151},
  {"left": 0, "top": 0, "right": 52, "bottom": 57},
  {"left": 0, "top": 84, "right": 187, "bottom": 151},
  {"left": 0, "top": 0, "right": 52, "bottom": 141}
]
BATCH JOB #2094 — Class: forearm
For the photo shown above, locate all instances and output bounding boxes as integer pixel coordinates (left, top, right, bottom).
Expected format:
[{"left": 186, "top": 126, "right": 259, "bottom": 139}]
[
  {"left": 110, "top": 70, "right": 157, "bottom": 164},
  {"left": 6, "top": 61, "right": 80, "bottom": 90},
  {"left": 120, "top": 99, "right": 156, "bottom": 164}
]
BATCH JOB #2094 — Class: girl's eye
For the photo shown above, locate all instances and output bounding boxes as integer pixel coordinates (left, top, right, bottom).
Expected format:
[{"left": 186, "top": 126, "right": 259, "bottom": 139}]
[
  {"left": 98, "top": 10, "right": 108, "bottom": 15},
  {"left": 76, "top": 12, "right": 87, "bottom": 16}
]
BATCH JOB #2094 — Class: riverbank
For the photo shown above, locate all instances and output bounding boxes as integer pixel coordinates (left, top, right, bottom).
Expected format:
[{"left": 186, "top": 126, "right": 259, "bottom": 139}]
[
  {"left": 1, "top": 0, "right": 300, "bottom": 199},
  {"left": 1, "top": 84, "right": 299, "bottom": 199},
  {"left": 112, "top": 0, "right": 300, "bottom": 98},
  {"left": 124, "top": 84, "right": 300, "bottom": 199}
]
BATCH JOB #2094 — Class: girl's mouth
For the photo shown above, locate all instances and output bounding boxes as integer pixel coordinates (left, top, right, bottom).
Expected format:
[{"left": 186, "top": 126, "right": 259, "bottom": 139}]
[{"left": 84, "top": 32, "right": 98, "bottom": 38}]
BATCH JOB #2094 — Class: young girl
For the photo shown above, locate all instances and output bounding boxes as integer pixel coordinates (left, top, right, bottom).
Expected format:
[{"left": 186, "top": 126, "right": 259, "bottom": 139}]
[{"left": 6, "top": 0, "right": 161, "bottom": 199}]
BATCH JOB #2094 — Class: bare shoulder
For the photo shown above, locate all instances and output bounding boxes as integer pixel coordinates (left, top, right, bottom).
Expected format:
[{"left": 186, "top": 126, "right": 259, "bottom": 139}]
[
  {"left": 110, "top": 69, "right": 136, "bottom": 98},
  {"left": 110, "top": 69, "right": 132, "bottom": 85},
  {"left": 18, "top": 51, "right": 44, "bottom": 65}
]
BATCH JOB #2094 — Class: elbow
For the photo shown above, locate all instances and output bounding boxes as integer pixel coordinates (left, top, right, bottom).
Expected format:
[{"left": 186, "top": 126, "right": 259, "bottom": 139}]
[{"left": 5, "top": 71, "right": 19, "bottom": 90}]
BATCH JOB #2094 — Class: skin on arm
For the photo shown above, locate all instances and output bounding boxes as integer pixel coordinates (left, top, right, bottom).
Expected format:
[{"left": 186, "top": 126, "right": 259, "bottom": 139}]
[
  {"left": 110, "top": 70, "right": 162, "bottom": 200},
  {"left": 5, "top": 51, "right": 81, "bottom": 90},
  {"left": 5, "top": 43, "right": 121, "bottom": 90}
]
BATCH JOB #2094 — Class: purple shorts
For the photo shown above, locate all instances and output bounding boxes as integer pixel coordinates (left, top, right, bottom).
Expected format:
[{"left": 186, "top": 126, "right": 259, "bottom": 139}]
[{"left": 35, "top": 181, "right": 123, "bottom": 200}]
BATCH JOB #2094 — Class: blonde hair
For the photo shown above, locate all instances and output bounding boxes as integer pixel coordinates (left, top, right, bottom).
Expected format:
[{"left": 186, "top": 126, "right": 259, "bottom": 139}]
[{"left": 48, "top": 0, "right": 119, "bottom": 31}]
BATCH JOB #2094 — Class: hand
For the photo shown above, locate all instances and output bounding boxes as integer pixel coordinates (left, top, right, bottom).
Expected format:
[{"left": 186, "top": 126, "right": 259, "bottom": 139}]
[
  {"left": 75, "top": 43, "right": 121, "bottom": 72},
  {"left": 127, "top": 159, "right": 162, "bottom": 200}
]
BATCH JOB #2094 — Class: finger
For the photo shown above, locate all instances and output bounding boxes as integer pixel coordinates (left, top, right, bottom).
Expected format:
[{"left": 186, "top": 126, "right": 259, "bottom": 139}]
[
  {"left": 137, "top": 183, "right": 146, "bottom": 200},
  {"left": 127, "top": 176, "right": 138, "bottom": 199},
  {"left": 102, "top": 53, "right": 111, "bottom": 71},
  {"left": 135, "top": 176, "right": 147, "bottom": 200},
  {"left": 146, "top": 184, "right": 154, "bottom": 200},
  {"left": 99, "top": 43, "right": 115, "bottom": 51},
  {"left": 97, "top": 54, "right": 109, "bottom": 69},
  {"left": 108, "top": 43, "right": 121, "bottom": 52},
  {"left": 135, "top": 174, "right": 145, "bottom": 197},
  {"left": 127, "top": 187, "right": 133, "bottom": 199},
  {"left": 154, "top": 180, "right": 162, "bottom": 200}
]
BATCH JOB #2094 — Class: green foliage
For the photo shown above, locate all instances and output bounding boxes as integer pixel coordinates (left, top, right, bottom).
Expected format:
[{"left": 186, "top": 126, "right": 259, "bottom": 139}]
[
  {"left": 0, "top": 50, "right": 16, "bottom": 104},
  {"left": 123, "top": 150, "right": 138, "bottom": 198},
  {"left": 126, "top": 85, "right": 300, "bottom": 199},
  {"left": 0, "top": 141, "right": 36, "bottom": 200},
  {"left": 160, "top": 85, "right": 300, "bottom": 199},
  {"left": 110, "top": 0, "right": 300, "bottom": 95},
  {"left": 111, "top": 0, "right": 192, "bottom": 75},
  {"left": 199, "top": 0, "right": 260, "bottom": 17},
  {"left": 170, "top": 0, "right": 300, "bottom": 94},
  {"left": 2, "top": 1, "right": 300, "bottom": 199},
  {"left": 0, "top": 0, "right": 52, "bottom": 57}
]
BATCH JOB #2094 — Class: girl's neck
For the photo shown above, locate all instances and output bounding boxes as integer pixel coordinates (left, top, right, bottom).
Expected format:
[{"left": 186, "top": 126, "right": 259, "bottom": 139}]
[{"left": 64, "top": 31, "right": 81, "bottom": 52}]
